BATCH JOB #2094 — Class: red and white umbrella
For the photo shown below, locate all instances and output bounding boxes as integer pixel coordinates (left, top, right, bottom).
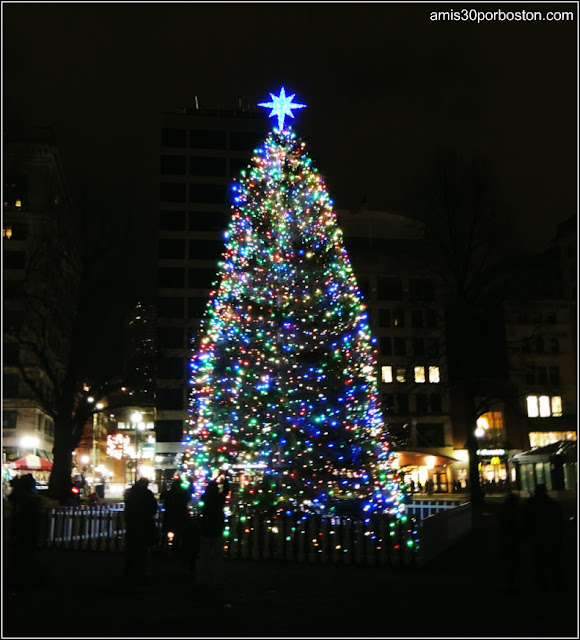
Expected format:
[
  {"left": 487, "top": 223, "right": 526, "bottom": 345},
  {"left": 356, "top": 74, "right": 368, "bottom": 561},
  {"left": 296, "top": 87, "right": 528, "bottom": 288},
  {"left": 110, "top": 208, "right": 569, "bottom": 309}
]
[{"left": 7, "top": 455, "right": 53, "bottom": 471}]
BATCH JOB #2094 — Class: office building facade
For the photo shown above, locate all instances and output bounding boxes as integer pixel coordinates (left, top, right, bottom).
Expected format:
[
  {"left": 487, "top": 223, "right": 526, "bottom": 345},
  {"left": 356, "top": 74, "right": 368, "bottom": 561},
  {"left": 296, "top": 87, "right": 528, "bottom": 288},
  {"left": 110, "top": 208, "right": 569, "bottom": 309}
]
[
  {"left": 3, "top": 127, "right": 74, "bottom": 471},
  {"left": 156, "top": 105, "right": 267, "bottom": 480}
]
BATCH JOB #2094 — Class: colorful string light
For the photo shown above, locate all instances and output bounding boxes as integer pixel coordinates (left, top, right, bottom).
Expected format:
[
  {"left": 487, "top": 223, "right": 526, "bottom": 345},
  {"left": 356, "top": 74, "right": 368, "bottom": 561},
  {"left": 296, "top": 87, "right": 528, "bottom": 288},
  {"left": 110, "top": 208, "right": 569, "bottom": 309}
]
[{"left": 183, "top": 91, "right": 405, "bottom": 519}]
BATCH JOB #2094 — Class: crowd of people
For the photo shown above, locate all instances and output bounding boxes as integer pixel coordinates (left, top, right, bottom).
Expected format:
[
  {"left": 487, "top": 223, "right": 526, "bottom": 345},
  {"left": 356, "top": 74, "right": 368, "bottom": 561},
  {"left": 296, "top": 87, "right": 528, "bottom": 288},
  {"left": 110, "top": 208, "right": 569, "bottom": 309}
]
[
  {"left": 4, "top": 470, "right": 232, "bottom": 598},
  {"left": 122, "top": 472, "right": 230, "bottom": 598}
]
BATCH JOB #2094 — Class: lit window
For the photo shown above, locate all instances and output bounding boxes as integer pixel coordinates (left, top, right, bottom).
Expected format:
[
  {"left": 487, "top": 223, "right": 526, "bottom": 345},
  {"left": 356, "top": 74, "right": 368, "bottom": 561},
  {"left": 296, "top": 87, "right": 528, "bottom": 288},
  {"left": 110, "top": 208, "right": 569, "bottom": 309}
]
[
  {"left": 527, "top": 395, "right": 562, "bottom": 418},
  {"left": 381, "top": 366, "right": 393, "bottom": 383},
  {"left": 395, "top": 367, "right": 406, "bottom": 383},
  {"left": 429, "top": 366, "right": 440, "bottom": 383},
  {"left": 476, "top": 416, "right": 489, "bottom": 431},
  {"left": 15, "top": 200, "right": 22, "bottom": 208},
  {"left": 539, "top": 396, "right": 550, "bottom": 417},
  {"left": 3, "top": 226, "right": 12, "bottom": 239},
  {"left": 414, "top": 366, "right": 426, "bottom": 383},
  {"left": 527, "top": 396, "right": 539, "bottom": 418}
]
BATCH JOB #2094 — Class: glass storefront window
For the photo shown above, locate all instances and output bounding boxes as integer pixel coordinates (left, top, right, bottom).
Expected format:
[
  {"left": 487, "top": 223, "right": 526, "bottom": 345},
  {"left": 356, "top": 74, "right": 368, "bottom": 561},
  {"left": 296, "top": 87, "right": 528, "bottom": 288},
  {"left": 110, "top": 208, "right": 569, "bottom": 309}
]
[
  {"left": 534, "top": 462, "right": 545, "bottom": 485},
  {"left": 564, "top": 464, "right": 577, "bottom": 490},
  {"left": 529, "top": 431, "right": 577, "bottom": 448}
]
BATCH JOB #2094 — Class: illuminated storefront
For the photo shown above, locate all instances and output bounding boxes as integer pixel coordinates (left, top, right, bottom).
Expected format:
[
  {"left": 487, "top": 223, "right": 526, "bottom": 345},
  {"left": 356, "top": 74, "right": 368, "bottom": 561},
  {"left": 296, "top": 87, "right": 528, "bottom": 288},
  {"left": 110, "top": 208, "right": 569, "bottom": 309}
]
[{"left": 393, "top": 451, "right": 459, "bottom": 494}]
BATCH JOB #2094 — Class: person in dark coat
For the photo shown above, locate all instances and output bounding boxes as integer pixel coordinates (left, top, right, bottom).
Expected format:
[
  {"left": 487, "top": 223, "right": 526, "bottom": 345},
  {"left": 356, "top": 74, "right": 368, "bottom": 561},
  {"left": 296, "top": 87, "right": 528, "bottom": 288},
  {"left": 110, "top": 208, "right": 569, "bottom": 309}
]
[
  {"left": 196, "top": 474, "right": 230, "bottom": 597},
  {"left": 6, "top": 474, "right": 43, "bottom": 586},
  {"left": 161, "top": 478, "right": 191, "bottom": 553},
  {"left": 499, "top": 491, "right": 522, "bottom": 590},
  {"left": 123, "top": 477, "right": 158, "bottom": 584},
  {"left": 182, "top": 512, "right": 201, "bottom": 575},
  {"left": 523, "top": 484, "right": 563, "bottom": 587}
]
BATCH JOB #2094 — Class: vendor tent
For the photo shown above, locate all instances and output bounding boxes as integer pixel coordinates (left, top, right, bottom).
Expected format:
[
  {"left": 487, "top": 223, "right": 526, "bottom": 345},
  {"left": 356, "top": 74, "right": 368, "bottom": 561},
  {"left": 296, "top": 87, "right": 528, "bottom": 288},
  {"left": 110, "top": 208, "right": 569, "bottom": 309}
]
[{"left": 8, "top": 455, "right": 53, "bottom": 471}]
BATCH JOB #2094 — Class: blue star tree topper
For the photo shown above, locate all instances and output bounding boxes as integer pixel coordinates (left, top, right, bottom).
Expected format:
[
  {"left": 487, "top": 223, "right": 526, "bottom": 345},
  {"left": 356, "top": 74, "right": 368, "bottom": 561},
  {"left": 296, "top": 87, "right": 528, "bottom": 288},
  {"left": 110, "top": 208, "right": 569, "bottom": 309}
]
[{"left": 258, "top": 87, "right": 306, "bottom": 130}]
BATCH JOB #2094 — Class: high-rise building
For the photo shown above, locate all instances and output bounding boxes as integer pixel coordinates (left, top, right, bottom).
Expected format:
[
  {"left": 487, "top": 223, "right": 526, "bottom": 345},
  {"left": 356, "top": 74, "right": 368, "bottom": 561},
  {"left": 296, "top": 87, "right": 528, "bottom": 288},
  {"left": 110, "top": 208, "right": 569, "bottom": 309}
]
[
  {"left": 124, "top": 301, "right": 157, "bottom": 406},
  {"left": 3, "top": 126, "right": 74, "bottom": 472},
  {"left": 155, "top": 103, "right": 267, "bottom": 479}
]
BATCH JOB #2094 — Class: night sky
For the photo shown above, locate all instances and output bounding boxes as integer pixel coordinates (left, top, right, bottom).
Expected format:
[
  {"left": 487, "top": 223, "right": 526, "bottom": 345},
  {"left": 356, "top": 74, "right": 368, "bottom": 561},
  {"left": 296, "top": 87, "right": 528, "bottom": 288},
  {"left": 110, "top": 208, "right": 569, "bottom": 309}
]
[{"left": 3, "top": 2, "right": 578, "bottom": 301}]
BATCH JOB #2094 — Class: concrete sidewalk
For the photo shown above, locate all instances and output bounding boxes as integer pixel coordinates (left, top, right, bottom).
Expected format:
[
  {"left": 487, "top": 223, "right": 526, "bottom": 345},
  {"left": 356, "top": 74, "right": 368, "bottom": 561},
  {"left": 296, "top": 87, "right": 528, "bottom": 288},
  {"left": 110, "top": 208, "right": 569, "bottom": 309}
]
[{"left": 2, "top": 504, "right": 578, "bottom": 638}]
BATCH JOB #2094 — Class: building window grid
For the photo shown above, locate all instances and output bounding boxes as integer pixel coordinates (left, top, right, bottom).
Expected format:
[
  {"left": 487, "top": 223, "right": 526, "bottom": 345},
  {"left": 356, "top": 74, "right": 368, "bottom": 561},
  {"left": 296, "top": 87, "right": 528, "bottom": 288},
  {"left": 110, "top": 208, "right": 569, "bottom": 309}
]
[
  {"left": 526, "top": 394, "right": 563, "bottom": 418},
  {"left": 413, "top": 365, "right": 441, "bottom": 384}
]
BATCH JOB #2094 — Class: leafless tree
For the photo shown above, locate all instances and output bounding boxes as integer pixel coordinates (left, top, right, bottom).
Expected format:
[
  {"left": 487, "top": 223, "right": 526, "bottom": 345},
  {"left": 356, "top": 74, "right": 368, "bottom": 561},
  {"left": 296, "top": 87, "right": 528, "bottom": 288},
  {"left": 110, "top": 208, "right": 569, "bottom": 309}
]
[
  {"left": 408, "top": 147, "right": 518, "bottom": 506},
  {"left": 6, "top": 192, "right": 132, "bottom": 503}
]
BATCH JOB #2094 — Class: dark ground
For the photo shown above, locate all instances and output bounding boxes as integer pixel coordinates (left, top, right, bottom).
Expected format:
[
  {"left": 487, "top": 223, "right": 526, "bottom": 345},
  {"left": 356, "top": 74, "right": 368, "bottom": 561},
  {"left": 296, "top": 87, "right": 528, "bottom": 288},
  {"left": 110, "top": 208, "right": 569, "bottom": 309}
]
[{"left": 2, "top": 502, "right": 578, "bottom": 639}]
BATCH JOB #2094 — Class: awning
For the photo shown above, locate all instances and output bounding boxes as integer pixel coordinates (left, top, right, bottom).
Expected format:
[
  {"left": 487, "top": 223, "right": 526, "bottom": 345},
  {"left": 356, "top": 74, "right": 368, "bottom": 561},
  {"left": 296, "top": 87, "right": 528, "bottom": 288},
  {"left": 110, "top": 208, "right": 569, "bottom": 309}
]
[
  {"left": 394, "top": 450, "right": 459, "bottom": 467},
  {"left": 7, "top": 455, "right": 53, "bottom": 471},
  {"left": 512, "top": 440, "right": 577, "bottom": 464}
]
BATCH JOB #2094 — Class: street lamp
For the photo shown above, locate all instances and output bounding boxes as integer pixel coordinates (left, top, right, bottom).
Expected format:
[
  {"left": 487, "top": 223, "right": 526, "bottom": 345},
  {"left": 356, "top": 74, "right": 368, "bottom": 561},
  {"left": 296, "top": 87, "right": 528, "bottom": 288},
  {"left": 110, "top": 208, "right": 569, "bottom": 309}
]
[
  {"left": 474, "top": 426, "right": 486, "bottom": 488},
  {"left": 130, "top": 411, "right": 143, "bottom": 484},
  {"left": 20, "top": 436, "right": 39, "bottom": 456},
  {"left": 87, "top": 398, "right": 104, "bottom": 487},
  {"left": 91, "top": 402, "right": 104, "bottom": 489}
]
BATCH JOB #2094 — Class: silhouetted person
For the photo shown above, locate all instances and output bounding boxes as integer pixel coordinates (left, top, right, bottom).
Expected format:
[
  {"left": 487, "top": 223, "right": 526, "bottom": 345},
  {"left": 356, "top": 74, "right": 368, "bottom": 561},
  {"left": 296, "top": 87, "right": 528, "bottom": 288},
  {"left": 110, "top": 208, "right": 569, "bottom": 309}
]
[
  {"left": 183, "top": 513, "right": 201, "bottom": 575},
  {"left": 9, "top": 474, "right": 43, "bottom": 585},
  {"left": 161, "top": 478, "right": 191, "bottom": 553},
  {"left": 67, "top": 478, "right": 82, "bottom": 506},
  {"left": 523, "top": 484, "right": 563, "bottom": 588},
  {"left": 499, "top": 491, "right": 522, "bottom": 589},
  {"left": 124, "top": 477, "right": 158, "bottom": 585},
  {"left": 197, "top": 474, "right": 230, "bottom": 600}
]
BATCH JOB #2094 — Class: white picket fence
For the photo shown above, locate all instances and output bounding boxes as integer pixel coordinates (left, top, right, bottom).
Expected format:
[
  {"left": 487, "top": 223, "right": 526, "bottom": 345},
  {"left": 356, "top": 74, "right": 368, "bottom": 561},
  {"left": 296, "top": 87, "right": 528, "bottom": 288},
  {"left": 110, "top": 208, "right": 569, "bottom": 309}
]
[
  {"left": 40, "top": 505, "right": 139, "bottom": 552},
  {"left": 38, "top": 505, "right": 420, "bottom": 566},
  {"left": 405, "top": 499, "right": 466, "bottom": 521},
  {"left": 37, "top": 500, "right": 468, "bottom": 565}
]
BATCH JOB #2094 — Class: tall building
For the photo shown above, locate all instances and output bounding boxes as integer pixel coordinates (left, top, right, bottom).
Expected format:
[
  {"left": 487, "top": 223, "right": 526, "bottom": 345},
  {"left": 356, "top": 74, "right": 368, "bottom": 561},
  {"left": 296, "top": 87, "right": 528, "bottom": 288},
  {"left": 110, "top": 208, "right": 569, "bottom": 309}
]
[
  {"left": 3, "top": 126, "right": 74, "bottom": 471},
  {"left": 338, "top": 208, "right": 459, "bottom": 490},
  {"left": 124, "top": 301, "right": 157, "bottom": 407},
  {"left": 554, "top": 215, "right": 577, "bottom": 354},
  {"left": 501, "top": 234, "right": 577, "bottom": 484},
  {"left": 155, "top": 102, "right": 267, "bottom": 480}
]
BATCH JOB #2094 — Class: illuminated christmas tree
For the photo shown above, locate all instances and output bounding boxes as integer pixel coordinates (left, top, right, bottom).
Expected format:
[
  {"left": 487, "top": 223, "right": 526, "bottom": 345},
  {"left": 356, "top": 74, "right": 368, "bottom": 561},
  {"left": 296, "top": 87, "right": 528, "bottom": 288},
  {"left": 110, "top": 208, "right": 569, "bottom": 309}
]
[{"left": 182, "top": 88, "right": 405, "bottom": 518}]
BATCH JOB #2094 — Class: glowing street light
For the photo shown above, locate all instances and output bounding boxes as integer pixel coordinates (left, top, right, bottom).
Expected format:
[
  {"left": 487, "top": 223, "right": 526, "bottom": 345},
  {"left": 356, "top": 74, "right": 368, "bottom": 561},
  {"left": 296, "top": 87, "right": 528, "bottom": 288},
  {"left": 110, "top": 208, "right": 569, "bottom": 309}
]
[
  {"left": 20, "top": 435, "right": 39, "bottom": 456},
  {"left": 474, "top": 425, "right": 486, "bottom": 486},
  {"left": 131, "top": 411, "right": 143, "bottom": 484}
]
